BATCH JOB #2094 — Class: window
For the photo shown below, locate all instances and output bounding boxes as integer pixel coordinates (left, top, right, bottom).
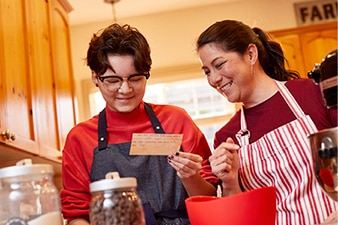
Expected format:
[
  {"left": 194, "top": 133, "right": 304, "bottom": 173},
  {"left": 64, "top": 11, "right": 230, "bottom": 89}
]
[
  {"left": 144, "top": 78, "right": 234, "bottom": 119},
  {"left": 89, "top": 91, "right": 105, "bottom": 116},
  {"left": 143, "top": 78, "right": 236, "bottom": 149}
]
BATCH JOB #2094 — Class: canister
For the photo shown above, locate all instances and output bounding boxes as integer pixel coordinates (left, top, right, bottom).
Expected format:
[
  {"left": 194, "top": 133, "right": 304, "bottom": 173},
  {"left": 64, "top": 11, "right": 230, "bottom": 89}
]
[
  {"left": 89, "top": 172, "right": 145, "bottom": 225},
  {"left": 0, "top": 159, "right": 63, "bottom": 225}
]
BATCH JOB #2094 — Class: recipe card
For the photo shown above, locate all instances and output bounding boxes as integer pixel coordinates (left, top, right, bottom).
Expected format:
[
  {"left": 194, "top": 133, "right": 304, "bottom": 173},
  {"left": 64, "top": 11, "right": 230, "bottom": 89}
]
[{"left": 130, "top": 133, "right": 183, "bottom": 155}]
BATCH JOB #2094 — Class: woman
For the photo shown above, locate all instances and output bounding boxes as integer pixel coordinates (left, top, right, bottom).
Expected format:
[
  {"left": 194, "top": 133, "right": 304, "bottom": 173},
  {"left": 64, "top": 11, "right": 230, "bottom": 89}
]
[
  {"left": 196, "top": 19, "right": 337, "bottom": 225},
  {"left": 60, "top": 23, "right": 218, "bottom": 225}
]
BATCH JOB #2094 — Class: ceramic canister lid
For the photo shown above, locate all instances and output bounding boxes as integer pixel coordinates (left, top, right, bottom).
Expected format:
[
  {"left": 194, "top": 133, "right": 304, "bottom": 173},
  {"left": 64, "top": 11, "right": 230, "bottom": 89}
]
[
  {"left": 0, "top": 159, "right": 54, "bottom": 179},
  {"left": 90, "top": 172, "right": 137, "bottom": 192}
]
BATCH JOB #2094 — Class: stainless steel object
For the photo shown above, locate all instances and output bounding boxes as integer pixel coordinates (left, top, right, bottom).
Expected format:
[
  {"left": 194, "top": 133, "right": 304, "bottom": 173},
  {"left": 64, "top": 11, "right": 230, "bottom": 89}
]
[
  {"left": 307, "top": 49, "right": 338, "bottom": 202},
  {"left": 319, "top": 49, "right": 337, "bottom": 109},
  {"left": 308, "top": 49, "right": 337, "bottom": 109},
  {"left": 308, "top": 127, "right": 338, "bottom": 201}
]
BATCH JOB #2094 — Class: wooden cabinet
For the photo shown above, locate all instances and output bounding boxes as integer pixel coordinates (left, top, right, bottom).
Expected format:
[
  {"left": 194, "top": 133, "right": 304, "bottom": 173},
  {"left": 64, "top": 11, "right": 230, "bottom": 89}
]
[
  {"left": 0, "top": 0, "right": 76, "bottom": 162},
  {"left": 270, "top": 22, "right": 337, "bottom": 78}
]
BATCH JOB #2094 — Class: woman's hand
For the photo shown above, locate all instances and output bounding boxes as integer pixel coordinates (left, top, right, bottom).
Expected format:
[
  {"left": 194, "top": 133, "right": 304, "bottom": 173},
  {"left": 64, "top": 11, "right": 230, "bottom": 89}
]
[
  {"left": 167, "top": 151, "right": 202, "bottom": 179},
  {"left": 319, "top": 211, "right": 338, "bottom": 224},
  {"left": 209, "top": 137, "right": 241, "bottom": 196}
]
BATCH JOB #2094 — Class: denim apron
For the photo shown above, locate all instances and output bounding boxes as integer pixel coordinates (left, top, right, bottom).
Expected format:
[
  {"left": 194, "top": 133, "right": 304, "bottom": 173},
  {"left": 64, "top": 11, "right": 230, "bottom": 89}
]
[
  {"left": 90, "top": 103, "right": 190, "bottom": 225},
  {"left": 236, "top": 81, "right": 337, "bottom": 225}
]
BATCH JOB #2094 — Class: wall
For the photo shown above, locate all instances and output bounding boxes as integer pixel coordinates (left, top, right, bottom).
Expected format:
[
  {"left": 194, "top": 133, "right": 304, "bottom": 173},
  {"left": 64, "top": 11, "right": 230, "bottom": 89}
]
[{"left": 69, "top": 0, "right": 314, "bottom": 122}]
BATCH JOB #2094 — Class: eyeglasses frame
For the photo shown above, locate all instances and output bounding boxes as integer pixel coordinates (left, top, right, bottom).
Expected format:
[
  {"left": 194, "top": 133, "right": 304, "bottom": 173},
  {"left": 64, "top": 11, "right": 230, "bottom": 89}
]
[
  {"left": 96, "top": 73, "right": 150, "bottom": 90},
  {"left": 97, "top": 73, "right": 150, "bottom": 83}
]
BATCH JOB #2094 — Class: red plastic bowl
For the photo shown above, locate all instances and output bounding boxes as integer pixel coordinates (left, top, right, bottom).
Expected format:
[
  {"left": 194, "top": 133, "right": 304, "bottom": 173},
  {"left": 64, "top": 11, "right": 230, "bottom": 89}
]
[{"left": 185, "top": 186, "right": 276, "bottom": 225}]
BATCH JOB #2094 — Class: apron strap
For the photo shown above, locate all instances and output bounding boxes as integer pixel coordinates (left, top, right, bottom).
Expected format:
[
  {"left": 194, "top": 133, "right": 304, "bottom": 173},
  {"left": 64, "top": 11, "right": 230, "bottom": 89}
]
[
  {"left": 98, "top": 108, "right": 107, "bottom": 150},
  {"left": 96, "top": 104, "right": 186, "bottom": 224},
  {"left": 144, "top": 102, "right": 165, "bottom": 134},
  {"left": 144, "top": 102, "right": 183, "bottom": 153},
  {"left": 274, "top": 80, "right": 306, "bottom": 118},
  {"left": 97, "top": 103, "right": 166, "bottom": 150},
  {"left": 235, "top": 106, "right": 250, "bottom": 145},
  {"left": 98, "top": 102, "right": 165, "bottom": 150},
  {"left": 236, "top": 80, "right": 307, "bottom": 145},
  {"left": 143, "top": 202, "right": 159, "bottom": 225}
]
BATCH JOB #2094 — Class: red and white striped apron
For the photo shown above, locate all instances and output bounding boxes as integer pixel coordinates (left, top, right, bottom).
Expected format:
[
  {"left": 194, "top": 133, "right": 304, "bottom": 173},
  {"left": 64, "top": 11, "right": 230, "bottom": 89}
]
[{"left": 236, "top": 80, "right": 337, "bottom": 225}]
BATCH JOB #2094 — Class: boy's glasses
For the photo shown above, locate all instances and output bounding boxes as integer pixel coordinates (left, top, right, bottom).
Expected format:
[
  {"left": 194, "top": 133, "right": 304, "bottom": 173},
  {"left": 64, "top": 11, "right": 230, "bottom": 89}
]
[{"left": 97, "top": 73, "right": 150, "bottom": 91}]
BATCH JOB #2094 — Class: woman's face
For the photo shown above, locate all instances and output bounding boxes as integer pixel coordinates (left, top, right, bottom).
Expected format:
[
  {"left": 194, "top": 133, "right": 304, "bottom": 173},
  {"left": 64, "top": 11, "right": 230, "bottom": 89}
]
[
  {"left": 92, "top": 54, "right": 147, "bottom": 113},
  {"left": 198, "top": 43, "right": 254, "bottom": 104}
]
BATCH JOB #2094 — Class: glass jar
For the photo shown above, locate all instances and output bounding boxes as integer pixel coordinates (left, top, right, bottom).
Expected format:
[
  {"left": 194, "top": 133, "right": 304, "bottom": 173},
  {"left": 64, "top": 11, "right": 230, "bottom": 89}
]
[
  {"left": 89, "top": 172, "right": 145, "bottom": 225},
  {"left": 0, "top": 159, "right": 63, "bottom": 225}
]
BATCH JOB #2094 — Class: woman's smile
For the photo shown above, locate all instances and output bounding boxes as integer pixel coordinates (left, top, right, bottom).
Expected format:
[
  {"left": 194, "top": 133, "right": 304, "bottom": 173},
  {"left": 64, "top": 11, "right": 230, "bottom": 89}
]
[{"left": 217, "top": 80, "right": 233, "bottom": 94}]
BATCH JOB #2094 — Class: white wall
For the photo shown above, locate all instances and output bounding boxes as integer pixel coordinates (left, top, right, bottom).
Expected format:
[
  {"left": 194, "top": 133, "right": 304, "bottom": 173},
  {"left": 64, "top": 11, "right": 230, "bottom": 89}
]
[{"left": 70, "top": 0, "right": 310, "bottom": 121}]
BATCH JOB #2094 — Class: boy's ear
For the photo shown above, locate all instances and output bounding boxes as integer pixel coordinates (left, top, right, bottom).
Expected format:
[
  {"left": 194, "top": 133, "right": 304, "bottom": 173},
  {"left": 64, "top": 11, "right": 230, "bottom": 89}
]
[{"left": 92, "top": 71, "right": 99, "bottom": 87}]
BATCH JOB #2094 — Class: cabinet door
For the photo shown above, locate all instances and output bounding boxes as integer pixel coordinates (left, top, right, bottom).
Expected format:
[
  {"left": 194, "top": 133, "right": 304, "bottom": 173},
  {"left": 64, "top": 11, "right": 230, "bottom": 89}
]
[
  {"left": 24, "top": 0, "right": 60, "bottom": 157},
  {"left": 300, "top": 28, "right": 338, "bottom": 74},
  {"left": 49, "top": 0, "right": 76, "bottom": 153},
  {"left": 273, "top": 34, "right": 307, "bottom": 77},
  {"left": 0, "top": 0, "right": 38, "bottom": 154}
]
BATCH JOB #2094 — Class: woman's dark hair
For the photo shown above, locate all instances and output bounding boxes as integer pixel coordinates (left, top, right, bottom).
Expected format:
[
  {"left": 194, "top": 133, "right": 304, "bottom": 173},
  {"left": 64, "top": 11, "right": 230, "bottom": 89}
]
[
  {"left": 86, "top": 23, "right": 152, "bottom": 75},
  {"left": 196, "top": 20, "right": 299, "bottom": 81}
]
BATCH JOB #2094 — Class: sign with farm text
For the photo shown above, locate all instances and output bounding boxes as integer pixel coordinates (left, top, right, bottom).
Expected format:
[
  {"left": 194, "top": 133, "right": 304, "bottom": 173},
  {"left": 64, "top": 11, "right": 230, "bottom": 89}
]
[{"left": 294, "top": 0, "right": 337, "bottom": 26}]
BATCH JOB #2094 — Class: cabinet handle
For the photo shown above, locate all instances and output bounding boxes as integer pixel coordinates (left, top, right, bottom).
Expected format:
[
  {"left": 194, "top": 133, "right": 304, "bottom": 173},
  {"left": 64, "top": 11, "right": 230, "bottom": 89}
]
[{"left": 1, "top": 130, "right": 16, "bottom": 141}]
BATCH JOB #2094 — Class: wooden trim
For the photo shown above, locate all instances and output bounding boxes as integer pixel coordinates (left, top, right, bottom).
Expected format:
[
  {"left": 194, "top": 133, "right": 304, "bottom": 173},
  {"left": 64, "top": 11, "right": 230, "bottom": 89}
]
[{"left": 269, "top": 21, "right": 337, "bottom": 36}]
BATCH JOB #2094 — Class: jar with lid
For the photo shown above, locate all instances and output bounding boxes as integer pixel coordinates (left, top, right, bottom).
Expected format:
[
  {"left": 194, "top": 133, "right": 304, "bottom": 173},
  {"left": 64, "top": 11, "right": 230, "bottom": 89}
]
[
  {"left": 0, "top": 159, "right": 63, "bottom": 225},
  {"left": 89, "top": 172, "right": 145, "bottom": 225}
]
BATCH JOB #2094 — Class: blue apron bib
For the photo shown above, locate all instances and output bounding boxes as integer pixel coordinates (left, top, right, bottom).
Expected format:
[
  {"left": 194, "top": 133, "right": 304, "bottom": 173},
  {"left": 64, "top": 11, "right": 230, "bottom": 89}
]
[{"left": 90, "top": 103, "right": 190, "bottom": 225}]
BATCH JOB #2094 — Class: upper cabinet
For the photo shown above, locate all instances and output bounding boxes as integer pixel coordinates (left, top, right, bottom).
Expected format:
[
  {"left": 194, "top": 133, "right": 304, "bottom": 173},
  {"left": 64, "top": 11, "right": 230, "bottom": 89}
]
[
  {"left": 49, "top": 0, "right": 76, "bottom": 151},
  {"left": 0, "top": 0, "right": 76, "bottom": 162},
  {"left": 270, "top": 22, "right": 337, "bottom": 78}
]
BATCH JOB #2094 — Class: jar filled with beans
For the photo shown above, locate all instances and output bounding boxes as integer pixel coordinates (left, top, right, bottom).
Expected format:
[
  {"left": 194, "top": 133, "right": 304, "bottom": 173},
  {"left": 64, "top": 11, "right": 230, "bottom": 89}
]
[{"left": 89, "top": 172, "right": 145, "bottom": 225}]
